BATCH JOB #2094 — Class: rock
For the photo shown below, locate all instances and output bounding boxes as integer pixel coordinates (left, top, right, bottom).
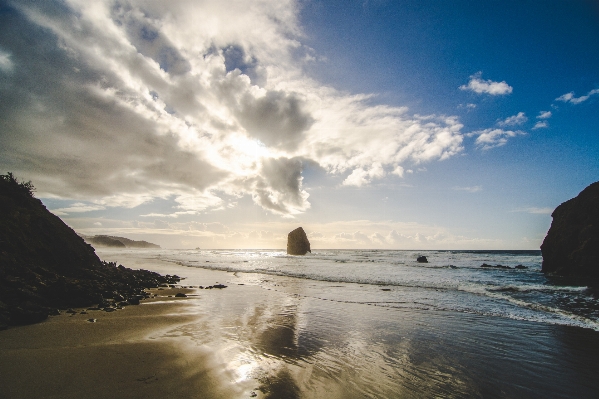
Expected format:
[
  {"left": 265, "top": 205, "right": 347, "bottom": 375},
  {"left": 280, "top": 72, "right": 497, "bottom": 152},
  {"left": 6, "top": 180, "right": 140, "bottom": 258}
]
[
  {"left": 213, "top": 284, "right": 227, "bottom": 289},
  {"left": 287, "top": 227, "right": 311, "bottom": 255},
  {"left": 86, "top": 318, "right": 97, "bottom": 323},
  {"left": 0, "top": 174, "right": 181, "bottom": 328},
  {"left": 175, "top": 293, "right": 187, "bottom": 298},
  {"left": 541, "top": 181, "right": 599, "bottom": 284},
  {"left": 480, "top": 264, "right": 512, "bottom": 269},
  {"left": 515, "top": 265, "right": 527, "bottom": 269},
  {"left": 416, "top": 256, "right": 428, "bottom": 263}
]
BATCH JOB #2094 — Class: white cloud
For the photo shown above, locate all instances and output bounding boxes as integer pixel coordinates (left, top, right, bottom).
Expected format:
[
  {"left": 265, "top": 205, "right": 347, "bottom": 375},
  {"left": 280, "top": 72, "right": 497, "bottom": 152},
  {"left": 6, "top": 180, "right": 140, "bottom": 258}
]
[
  {"left": 556, "top": 89, "right": 599, "bottom": 104},
  {"left": 497, "top": 112, "right": 527, "bottom": 127},
  {"left": 453, "top": 185, "right": 482, "bottom": 193},
  {"left": 51, "top": 203, "right": 106, "bottom": 215},
  {"left": 467, "top": 129, "right": 526, "bottom": 150},
  {"left": 459, "top": 72, "right": 513, "bottom": 95},
  {"left": 1, "top": 0, "right": 465, "bottom": 218},
  {"left": 0, "top": 48, "right": 14, "bottom": 73},
  {"left": 537, "top": 111, "right": 552, "bottom": 119},
  {"left": 532, "top": 121, "right": 548, "bottom": 130},
  {"left": 343, "top": 162, "right": 385, "bottom": 187}
]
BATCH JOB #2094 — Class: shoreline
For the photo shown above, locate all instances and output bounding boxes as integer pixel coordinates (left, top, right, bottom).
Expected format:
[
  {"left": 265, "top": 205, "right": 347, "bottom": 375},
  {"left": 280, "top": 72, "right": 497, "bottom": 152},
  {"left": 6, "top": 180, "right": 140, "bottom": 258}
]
[{"left": 2, "top": 251, "right": 599, "bottom": 398}]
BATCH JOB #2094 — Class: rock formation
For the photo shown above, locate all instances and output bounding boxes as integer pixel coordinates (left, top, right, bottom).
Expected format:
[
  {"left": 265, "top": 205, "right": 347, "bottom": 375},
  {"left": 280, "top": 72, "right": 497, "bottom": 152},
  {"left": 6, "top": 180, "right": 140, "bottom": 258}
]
[
  {"left": 416, "top": 256, "right": 428, "bottom": 263},
  {"left": 82, "top": 235, "right": 160, "bottom": 248},
  {"left": 541, "top": 181, "right": 599, "bottom": 284},
  {"left": 287, "top": 227, "right": 311, "bottom": 255},
  {"left": 0, "top": 173, "right": 178, "bottom": 329}
]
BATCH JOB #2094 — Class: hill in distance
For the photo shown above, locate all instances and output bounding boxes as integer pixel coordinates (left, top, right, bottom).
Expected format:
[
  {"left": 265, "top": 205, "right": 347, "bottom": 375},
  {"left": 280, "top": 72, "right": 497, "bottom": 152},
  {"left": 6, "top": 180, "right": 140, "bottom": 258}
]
[{"left": 82, "top": 235, "right": 160, "bottom": 249}]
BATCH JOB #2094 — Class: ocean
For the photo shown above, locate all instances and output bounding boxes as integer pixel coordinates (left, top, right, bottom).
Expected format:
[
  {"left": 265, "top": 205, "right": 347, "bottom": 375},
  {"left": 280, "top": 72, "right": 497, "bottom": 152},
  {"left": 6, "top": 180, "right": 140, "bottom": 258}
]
[
  {"left": 98, "top": 248, "right": 599, "bottom": 398},
  {"left": 153, "top": 249, "right": 599, "bottom": 332}
]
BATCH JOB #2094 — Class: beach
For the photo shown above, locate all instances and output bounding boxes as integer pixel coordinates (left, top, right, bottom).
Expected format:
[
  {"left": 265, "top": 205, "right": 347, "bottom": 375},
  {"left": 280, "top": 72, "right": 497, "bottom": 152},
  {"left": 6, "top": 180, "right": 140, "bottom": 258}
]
[{"left": 2, "top": 250, "right": 599, "bottom": 399}]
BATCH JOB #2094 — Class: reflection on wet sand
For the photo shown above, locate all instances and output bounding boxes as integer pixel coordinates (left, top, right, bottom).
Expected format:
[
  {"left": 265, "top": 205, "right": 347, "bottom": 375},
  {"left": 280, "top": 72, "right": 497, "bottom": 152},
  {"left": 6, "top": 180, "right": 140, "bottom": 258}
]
[{"left": 154, "top": 274, "right": 599, "bottom": 399}]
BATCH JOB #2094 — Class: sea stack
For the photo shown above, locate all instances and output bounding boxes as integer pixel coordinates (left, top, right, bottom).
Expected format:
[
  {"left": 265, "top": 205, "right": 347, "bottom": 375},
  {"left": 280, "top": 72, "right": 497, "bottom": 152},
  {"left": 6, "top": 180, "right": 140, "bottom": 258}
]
[
  {"left": 540, "top": 181, "right": 599, "bottom": 283},
  {"left": 287, "top": 227, "right": 311, "bottom": 255}
]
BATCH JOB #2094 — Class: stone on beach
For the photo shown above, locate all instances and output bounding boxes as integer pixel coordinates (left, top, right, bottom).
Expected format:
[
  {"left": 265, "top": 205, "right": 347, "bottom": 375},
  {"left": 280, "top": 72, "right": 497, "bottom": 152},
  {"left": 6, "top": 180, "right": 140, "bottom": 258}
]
[
  {"left": 287, "top": 227, "right": 311, "bottom": 255},
  {"left": 416, "top": 256, "right": 428, "bottom": 263}
]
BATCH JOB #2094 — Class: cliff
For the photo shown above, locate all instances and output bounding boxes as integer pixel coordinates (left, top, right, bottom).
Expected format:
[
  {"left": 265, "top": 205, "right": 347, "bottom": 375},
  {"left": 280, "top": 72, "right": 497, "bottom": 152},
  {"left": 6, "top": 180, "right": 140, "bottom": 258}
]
[
  {"left": 0, "top": 173, "right": 178, "bottom": 328},
  {"left": 541, "top": 181, "right": 599, "bottom": 284}
]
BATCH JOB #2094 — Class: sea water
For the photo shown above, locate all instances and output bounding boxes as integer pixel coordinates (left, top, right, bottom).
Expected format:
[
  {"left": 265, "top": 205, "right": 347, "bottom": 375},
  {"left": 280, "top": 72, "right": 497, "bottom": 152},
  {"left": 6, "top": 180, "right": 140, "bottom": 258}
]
[
  {"left": 100, "top": 248, "right": 599, "bottom": 398},
  {"left": 150, "top": 249, "right": 599, "bottom": 332}
]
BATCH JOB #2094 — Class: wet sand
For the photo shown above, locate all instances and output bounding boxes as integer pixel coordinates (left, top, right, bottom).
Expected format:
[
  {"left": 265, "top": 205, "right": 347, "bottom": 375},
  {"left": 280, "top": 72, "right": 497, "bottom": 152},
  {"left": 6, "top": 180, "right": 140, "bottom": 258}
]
[{"left": 2, "top": 252, "right": 599, "bottom": 398}]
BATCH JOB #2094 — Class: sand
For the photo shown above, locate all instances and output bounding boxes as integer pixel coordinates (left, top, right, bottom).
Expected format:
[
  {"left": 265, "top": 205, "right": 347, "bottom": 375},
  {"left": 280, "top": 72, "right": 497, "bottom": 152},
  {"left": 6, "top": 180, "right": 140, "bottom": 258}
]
[{"left": 0, "top": 260, "right": 255, "bottom": 399}]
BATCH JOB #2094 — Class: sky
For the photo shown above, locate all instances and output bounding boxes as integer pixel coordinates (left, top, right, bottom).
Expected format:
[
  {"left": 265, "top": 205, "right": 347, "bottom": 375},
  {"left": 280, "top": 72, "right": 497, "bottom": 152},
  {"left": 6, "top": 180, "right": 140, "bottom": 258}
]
[{"left": 0, "top": 0, "right": 598, "bottom": 249}]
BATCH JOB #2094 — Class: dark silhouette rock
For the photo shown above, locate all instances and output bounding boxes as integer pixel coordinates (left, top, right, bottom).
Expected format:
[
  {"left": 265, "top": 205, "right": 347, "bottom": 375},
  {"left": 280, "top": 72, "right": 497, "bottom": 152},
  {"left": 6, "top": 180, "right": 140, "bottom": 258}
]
[
  {"left": 416, "top": 256, "right": 428, "bottom": 263},
  {"left": 480, "top": 264, "right": 512, "bottom": 269},
  {"left": 0, "top": 173, "right": 179, "bottom": 327},
  {"left": 515, "top": 265, "right": 527, "bottom": 270},
  {"left": 287, "top": 227, "right": 311, "bottom": 255},
  {"left": 84, "top": 235, "right": 125, "bottom": 248},
  {"left": 175, "top": 293, "right": 187, "bottom": 297},
  {"left": 541, "top": 181, "right": 599, "bottom": 284}
]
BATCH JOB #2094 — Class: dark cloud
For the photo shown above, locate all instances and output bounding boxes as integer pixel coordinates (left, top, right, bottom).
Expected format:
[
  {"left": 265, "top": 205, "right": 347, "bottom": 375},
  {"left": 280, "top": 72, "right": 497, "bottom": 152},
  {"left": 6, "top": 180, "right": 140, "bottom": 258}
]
[
  {"left": 223, "top": 44, "right": 265, "bottom": 86},
  {"left": 252, "top": 157, "right": 309, "bottom": 215},
  {"left": 237, "top": 90, "right": 314, "bottom": 151},
  {"left": 0, "top": 2, "right": 225, "bottom": 202}
]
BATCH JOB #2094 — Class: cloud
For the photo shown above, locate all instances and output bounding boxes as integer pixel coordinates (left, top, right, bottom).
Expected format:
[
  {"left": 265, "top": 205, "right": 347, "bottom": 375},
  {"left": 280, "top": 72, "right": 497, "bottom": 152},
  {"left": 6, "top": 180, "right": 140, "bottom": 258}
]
[
  {"left": 532, "top": 121, "right": 548, "bottom": 130},
  {"left": 537, "top": 111, "right": 552, "bottom": 119},
  {"left": 0, "top": 0, "right": 465, "bottom": 218},
  {"left": 453, "top": 185, "right": 482, "bottom": 193},
  {"left": 51, "top": 203, "right": 106, "bottom": 215},
  {"left": 513, "top": 207, "right": 553, "bottom": 215},
  {"left": 556, "top": 89, "right": 599, "bottom": 104},
  {"left": 343, "top": 162, "right": 385, "bottom": 187},
  {"left": 467, "top": 129, "right": 526, "bottom": 150},
  {"left": 0, "top": 48, "right": 14, "bottom": 73},
  {"left": 459, "top": 72, "right": 513, "bottom": 95},
  {"left": 497, "top": 112, "right": 527, "bottom": 127}
]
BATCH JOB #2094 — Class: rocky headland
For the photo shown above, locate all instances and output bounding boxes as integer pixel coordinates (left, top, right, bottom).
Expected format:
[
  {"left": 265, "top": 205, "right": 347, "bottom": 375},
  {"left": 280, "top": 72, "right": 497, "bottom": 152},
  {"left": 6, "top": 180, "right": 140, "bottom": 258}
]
[
  {"left": 0, "top": 173, "right": 179, "bottom": 329},
  {"left": 287, "top": 227, "right": 311, "bottom": 255},
  {"left": 541, "top": 181, "right": 599, "bottom": 284},
  {"left": 82, "top": 235, "right": 160, "bottom": 248}
]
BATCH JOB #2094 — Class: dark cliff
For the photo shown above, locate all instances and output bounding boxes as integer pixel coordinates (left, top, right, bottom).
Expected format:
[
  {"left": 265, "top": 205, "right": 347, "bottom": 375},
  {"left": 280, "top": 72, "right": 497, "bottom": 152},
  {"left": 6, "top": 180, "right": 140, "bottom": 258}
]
[
  {"left": 0, "top": 174, "right": 178, "bottom": 328},
  {"left": 541, "top": 181, "right": 599, "bottom": 284}
]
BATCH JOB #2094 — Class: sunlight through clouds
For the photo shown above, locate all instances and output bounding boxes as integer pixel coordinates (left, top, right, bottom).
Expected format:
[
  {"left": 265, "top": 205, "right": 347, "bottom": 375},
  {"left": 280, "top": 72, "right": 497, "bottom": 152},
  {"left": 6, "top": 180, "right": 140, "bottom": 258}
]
[{"left": 0, "top": 0, "right": 467, "bottom": 217}]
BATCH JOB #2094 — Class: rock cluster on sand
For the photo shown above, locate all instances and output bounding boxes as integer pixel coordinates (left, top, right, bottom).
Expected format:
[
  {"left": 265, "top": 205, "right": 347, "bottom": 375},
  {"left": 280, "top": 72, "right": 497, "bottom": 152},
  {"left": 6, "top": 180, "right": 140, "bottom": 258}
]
[
  {"left": 541, "top": 181, "right": 599, "bottom": 284},
  {"left": 416, "top": 256, "right": 428, "bottom": 263},
  {"left": 287, "top": 227, "right": 311, "bottom": 255},
  {"left": 0, "top": 173, "right": 179, "bottom": 329}
]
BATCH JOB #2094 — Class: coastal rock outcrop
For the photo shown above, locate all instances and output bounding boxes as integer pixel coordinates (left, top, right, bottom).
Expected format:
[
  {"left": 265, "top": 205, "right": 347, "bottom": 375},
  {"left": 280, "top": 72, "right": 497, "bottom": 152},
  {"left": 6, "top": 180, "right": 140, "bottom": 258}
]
[
  {"left": 541, "top": 181, "right": 599, "bottom": 283},
  {"left": 287, "top": 227, "right": 311, "bottom": 255},
  {"left": 82, "top": 235, "right": 160, "bottom": 248},
  {"left": 416, "top": 256, "right": 428, "bottom": 263},
  {"left": 0, "top": 173, "right": 179, "bottom": 328}
]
